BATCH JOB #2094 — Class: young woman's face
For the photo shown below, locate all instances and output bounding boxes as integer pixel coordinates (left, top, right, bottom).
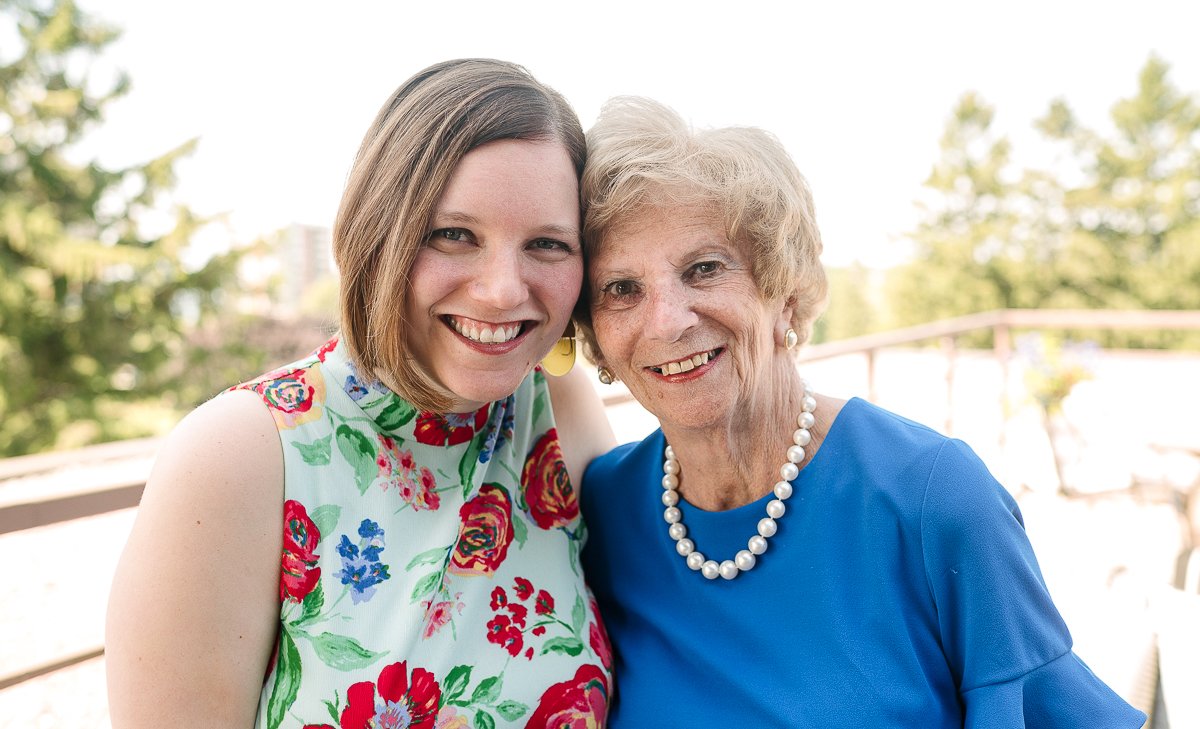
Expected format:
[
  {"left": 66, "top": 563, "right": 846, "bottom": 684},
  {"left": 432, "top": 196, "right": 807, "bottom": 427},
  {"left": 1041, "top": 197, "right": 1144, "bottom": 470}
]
[{"left": 405, "top": 138, "right": 582, "bottom": 412}]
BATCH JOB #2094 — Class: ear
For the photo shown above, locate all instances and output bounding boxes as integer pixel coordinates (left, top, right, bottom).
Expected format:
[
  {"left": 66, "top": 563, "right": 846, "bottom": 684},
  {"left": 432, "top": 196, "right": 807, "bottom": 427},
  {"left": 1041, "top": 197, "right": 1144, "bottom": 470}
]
[{"left": 774, "top": 293, "right": 798, "bottom": 347}]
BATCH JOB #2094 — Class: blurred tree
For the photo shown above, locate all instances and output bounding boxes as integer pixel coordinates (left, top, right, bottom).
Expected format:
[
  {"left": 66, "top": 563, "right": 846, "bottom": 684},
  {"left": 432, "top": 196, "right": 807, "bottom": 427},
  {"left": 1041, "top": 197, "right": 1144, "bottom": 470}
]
[
  {"left": 813, "top": 263, "right": 880, "bottom": 343},
  {"left": 886, "top": 57, "right": 1200, "bottom": 347},
  {"left": 0, "top": 0, "right": 241, "bottom": 455}
]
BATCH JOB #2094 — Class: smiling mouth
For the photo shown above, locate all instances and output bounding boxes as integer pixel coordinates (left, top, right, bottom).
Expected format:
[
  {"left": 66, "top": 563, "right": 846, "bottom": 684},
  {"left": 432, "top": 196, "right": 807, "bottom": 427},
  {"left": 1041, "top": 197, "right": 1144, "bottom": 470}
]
[
  {"left": 648, "top": 348, "right": 722, "bottom": 375},
  {"left": 445, "top": 315, "right": 527, "bottom": 344}
]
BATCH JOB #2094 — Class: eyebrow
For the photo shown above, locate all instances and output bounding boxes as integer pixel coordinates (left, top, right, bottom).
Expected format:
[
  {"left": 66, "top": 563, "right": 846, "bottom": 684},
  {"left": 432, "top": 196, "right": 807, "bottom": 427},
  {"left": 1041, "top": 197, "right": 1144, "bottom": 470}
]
[{"left": 432, "top": 211, "right": 579, "bottom": 240}]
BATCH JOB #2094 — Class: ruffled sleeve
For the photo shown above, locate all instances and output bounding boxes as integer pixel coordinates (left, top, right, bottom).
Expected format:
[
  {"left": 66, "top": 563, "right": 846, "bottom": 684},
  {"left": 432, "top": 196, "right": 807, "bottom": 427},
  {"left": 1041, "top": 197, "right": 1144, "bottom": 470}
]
[
  {"left": 921, "top": 440, "right": 1146, "bottom": 728},
  {"left": 962, "top": 651, "right": 1146, "bottom": 728}
]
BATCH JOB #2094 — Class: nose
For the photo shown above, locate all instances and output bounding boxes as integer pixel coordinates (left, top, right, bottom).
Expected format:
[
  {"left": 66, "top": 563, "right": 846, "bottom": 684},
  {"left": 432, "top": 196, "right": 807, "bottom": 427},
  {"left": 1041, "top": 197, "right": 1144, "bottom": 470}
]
[
  {"left": 468, "top": 246, "right": 530, "bottom": 312},
  {"left": 643, "top": 282, "right": 698, "bottom": 343}
]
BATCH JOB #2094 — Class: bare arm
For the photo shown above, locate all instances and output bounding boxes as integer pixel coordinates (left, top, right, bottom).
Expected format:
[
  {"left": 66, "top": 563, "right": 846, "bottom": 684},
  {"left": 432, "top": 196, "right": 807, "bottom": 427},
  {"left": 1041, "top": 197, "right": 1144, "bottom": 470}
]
[
  {"left": 106, "top": 390, "right": 282, "bottom": 728},
  {"left": 546, "top": 365, "right": 616, "bottom": 489}
]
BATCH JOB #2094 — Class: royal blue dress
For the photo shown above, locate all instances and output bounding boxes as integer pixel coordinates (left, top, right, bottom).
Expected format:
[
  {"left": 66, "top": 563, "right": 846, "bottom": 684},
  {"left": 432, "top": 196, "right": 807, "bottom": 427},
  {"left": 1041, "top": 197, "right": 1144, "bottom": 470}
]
[{"left": 581, "top": 398, "right": 1144, "bottom": 728}]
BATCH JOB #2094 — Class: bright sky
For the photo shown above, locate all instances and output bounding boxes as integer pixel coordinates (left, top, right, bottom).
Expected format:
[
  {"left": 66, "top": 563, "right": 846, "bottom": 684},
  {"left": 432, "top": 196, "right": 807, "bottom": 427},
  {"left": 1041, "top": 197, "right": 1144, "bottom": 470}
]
[{"left": 78, "top": 0, "right": 1200, "bottom": 269}]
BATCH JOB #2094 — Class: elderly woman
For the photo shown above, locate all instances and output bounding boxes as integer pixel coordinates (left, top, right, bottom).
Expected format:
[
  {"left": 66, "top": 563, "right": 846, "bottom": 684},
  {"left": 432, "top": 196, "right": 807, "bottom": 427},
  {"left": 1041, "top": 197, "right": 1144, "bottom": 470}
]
[{"left": 575, "top": 97, "right": 1144, "bottom": 728}]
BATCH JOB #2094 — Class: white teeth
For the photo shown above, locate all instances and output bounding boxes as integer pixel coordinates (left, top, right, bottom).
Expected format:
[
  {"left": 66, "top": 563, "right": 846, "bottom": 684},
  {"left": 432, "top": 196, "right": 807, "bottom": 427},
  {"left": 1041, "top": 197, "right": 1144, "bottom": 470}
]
[
  {"left": 451, "top": 319, "right": 520, "bottom": 344},
  {"left": 654, "top": 349, "right": 714, "bottom": 374}
]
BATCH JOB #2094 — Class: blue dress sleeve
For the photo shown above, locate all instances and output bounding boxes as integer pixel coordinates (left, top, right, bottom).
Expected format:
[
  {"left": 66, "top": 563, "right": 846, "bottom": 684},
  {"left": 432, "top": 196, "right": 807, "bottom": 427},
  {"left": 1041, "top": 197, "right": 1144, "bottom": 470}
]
[{"left": 920, "top": 440, "right": 1145, "bottom": 728}]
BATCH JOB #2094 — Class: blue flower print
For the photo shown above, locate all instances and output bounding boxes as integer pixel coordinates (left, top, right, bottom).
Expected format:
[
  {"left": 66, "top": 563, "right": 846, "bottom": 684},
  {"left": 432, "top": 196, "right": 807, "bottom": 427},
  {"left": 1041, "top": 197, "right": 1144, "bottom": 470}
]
[
  {"left": 478, "top": 394, "right": 516, "bottom": 464},
  {"left": 342, "top": 359, "right": 378, "bottom": 401},
  {"left": 337, "top": 519, "right": 391, "bottom": 604}
]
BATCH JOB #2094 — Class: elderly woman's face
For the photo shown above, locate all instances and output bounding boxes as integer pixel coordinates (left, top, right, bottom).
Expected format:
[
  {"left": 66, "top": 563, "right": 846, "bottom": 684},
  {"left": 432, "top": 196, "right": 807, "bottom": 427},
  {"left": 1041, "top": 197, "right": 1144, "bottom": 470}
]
[{"left": 589, "top": 204, "right": 790, "bottom": 429}]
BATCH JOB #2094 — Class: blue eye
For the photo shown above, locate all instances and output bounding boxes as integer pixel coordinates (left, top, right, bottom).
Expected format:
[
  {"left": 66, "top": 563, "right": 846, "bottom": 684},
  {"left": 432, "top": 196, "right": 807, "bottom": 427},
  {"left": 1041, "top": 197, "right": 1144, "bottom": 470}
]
[
  {"left": 530, "top": 238, "right": 570, "bottom": 252},
  {"left": 428, "top": 228, "right": 469, "bottom": 242}
]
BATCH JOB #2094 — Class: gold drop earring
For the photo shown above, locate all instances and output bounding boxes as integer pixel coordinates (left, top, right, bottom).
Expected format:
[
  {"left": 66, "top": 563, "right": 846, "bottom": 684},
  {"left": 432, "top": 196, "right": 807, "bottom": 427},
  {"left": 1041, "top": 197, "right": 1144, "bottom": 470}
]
[{"left": 540, "top": 321, "right": 576, "bottom": 376}]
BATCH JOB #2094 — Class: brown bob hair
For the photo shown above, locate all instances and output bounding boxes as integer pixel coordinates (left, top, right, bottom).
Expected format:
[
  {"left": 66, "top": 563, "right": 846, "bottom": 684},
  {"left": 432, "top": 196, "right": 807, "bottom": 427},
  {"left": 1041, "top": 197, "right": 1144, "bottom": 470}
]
[{"left": 333, "top": 59, "right": 585, "bottom": 412}]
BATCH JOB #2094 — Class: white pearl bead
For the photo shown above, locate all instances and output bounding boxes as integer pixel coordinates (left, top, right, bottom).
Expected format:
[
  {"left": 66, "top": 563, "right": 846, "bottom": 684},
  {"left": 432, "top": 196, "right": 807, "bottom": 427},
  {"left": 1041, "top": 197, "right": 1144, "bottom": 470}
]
[
  {"left": 780, "top": 462, "right": 799, "bottom": 481},
  {"left": 661, "top": 490, "right": 679, "bottom": 507},
  {"left": 668, "top": 522, "right": 687, "bottom": 540},
  {"left": 662, "top": 473, "right": 678, "bottom": 489},
  {"left": 773, "top": 481, "right": 793, "bottom": 500},
  {"left": 735, "top": 549, "right": 756, "bottom": 571},
  {"left": 663, "top": 459, "right": 679, "bottom": 475},
  {"left": 787, "top": 445, "right": 805, "bottom": 463},
  {"left": 757, "top": 517, "right": 778, "bottom": 538},
  {"left": 793, "top": 428, "right": 811, "bottom": 446},
  {"left": 664, "top": 507, "right": 681, "bottom": 523},
  {"left": 687, "top": 552, "right": 706, "bottom": 570},
  {"left": 719, "top": 560, "right": 739, "bottom": 580},
  {"left": 797, "top": 411, "right": 815, "bottom": 430},
  {"left": 664, "top": 445, "right": 674, "bottom": 460},
  {"left": 802, "top": 395, "right": 816, "bottom": 413},
  {"left": 748, "top": 535, "right": 768, "bottom": 555},
  {"left": 676, "top": 538, "right": 695, "bottom": 556},
  {"left": 766, "top": 499, "right": 786, "bottom": 519},
  {"left": 701, "top": 560, "right": 720, "bottom": 579}
]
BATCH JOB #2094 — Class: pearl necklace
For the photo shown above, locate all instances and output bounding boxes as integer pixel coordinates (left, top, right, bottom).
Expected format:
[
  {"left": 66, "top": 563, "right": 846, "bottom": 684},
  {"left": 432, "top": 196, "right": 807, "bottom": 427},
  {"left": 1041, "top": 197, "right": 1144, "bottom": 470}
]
[{"left": 661, "top": 381, "right": 816, "bottom": 581}]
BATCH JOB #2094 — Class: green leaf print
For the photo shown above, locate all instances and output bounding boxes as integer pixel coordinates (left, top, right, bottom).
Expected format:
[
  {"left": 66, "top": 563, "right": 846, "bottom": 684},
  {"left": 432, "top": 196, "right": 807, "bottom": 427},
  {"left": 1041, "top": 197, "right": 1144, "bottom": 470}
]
[
  {"left": 457, "top": 425, "right": 489, "bottom": 494},
  {"left": 266, "top": 629, "right": 302, "bottom": 729},
  {"left": 441, "top": 665, "right": 472, "bottom": 706},
  {"left": 295, "top": 581, "right": 325, "bottom": 626},
  {"left": 305, "top": 631, "right": 385, "bottom": 671},
  {"left": 410, "top": 570, "right": 442, "bottom": 602},
  {"left": 406, "top": 546, "right": 449, "bottom": 570},
  {"left": 335, "top": 424, "right": 377, "bottom": 494},
  {"left": 471, "top": 674, "right": 503, "bottom": 704},
  {"left": 532, "top": 388, "right": 547, "bottom": 426},
  {"left": 310, "top": 504, "right": 341, "bottom": 543},
  {"left": 475, "top": 710, "right": 497, "bottom": 729},
  {"left": 376, "top": 399, "right": 417, "bottom": 430},
  {"left": 511, "top": 511, "right": 528, "bottom": 547},
  {"left": 323, "top": 696, "right": 339, "bottom": 723},
  {"left": 540, "top": 636, "right": 584, "bottom": 657},
  {"left": 571, "top": 593, "right": 586, "bottom": 635},
  {"left": 292, "top": 435, "right": 332, "bottom": 466},
  {"left": 495, "top": 701, "right": 530, "bottom": 721}
]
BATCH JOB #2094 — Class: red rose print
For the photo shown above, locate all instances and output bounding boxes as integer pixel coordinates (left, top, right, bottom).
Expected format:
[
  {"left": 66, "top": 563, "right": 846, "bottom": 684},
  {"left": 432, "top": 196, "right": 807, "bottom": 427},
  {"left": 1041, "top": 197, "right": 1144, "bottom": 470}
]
[
  {"left": 589, "top": 599, "right": 613, "bottom": 671},
  {"left": 340, "top": 661, "right": 441, "bottom": 729},
  {"left": 486, "top": 614, "right": 524, "bottom": 657},
  {"left": 448, "top": 484, "right": 514, "bottom": 577},
  {"left": 535, "top": 589, "right": 555, "bottom": 616},
  {"left": 244, "top": 366, "right": 326, "bottom": 429},
  {"left": 521, "top": 429, "right": 579, "bottom": 530},
  {"left": 314, "top": 337, "right": 338, "bottom": 361},
  {"left": 513, "top": 576, "right": 534, "bottom": 601},
  {"left": 525, "top": 664, "right": 609, "bottom": 728},
  {"left": 281, "top": 499, "right": 321, "bottom": 602},
  {"left": 414, "top": 405, "right": 489, "bottom": 446},
  {"left": 490, "top": 586, "right": 508, "bottom": 610}
]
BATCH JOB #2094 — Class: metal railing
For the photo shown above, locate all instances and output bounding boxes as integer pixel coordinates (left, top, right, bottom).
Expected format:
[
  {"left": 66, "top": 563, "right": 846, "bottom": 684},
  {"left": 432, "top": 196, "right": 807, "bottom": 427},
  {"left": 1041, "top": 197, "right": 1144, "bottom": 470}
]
[{"left": 3, "top": 308, "right": 1200, "bottom": 691}]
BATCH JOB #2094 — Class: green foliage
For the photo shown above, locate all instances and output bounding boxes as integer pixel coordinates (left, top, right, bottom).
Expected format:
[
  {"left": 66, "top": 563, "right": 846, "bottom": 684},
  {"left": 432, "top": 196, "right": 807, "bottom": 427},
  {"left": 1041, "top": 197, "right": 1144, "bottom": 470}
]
[
  {"left": 886, "top": 57, "right": 1200, "bottom": 348},
  {"left": 0, "top": 0, "right": 245, "bottom": 455},
  {"left": 812, "top": 263, "right": 881, "bottom": 343}
]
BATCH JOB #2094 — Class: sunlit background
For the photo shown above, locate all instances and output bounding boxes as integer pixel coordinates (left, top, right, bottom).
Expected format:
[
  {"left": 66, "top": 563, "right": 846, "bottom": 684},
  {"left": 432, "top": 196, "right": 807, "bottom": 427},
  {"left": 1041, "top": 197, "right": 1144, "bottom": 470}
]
[{"left": 3, "top": 0, "right": 1200, "bottom": 726}]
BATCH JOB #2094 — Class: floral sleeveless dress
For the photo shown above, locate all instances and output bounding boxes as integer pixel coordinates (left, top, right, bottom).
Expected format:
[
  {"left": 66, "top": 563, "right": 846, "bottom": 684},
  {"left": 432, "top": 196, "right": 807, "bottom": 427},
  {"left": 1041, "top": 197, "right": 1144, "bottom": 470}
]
[{"left": 233, "top": 337, "right": 612, "bottom": 729}]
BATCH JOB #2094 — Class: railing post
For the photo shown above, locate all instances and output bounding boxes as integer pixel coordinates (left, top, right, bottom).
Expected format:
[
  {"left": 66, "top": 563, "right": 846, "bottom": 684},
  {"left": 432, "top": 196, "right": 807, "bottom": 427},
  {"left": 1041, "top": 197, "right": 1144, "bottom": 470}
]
[
  {"left": 940, "top": 336, "right": 958, "bottom": 435},
  {"left": 993, "top": 323, "right": 1011, "bottom": 451},
  {"left": 865, "top": 348, "right": 877, "bottom": 402}
]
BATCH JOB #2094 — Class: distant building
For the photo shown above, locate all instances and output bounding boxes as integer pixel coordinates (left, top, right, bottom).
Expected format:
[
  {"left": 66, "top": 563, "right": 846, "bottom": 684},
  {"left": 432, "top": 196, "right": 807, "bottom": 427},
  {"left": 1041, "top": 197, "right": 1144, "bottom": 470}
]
[{"left": 277, "top": 223, "right": 335, "bottom": 316}]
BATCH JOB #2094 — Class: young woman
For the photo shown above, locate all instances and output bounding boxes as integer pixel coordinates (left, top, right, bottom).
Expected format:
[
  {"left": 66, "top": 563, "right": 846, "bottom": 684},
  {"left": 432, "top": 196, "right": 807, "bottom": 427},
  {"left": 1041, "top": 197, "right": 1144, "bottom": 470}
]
[{"left": 106, "top": 59, "right": 614, "bottom": 729}]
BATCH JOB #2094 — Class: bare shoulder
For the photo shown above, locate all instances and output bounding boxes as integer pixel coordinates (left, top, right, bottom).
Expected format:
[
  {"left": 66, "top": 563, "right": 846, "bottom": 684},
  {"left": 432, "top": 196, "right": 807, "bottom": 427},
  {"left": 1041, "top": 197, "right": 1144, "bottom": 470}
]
[
  {"left": 106, "top": 389, "right": 283, "bottom": 727},
  {"left": 545, "top": 367, "right": 616, "bottom": 489}
]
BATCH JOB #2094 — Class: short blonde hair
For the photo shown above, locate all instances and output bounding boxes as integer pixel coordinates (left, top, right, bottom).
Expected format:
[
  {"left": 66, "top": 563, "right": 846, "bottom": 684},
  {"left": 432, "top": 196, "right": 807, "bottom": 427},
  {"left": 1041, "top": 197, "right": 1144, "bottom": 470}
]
[
  {"left": 334, "top": 59, "right": 585, "bottom": 412},
  {"left": 577, "top": 96, "right": 827, "bottom": 361}
]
